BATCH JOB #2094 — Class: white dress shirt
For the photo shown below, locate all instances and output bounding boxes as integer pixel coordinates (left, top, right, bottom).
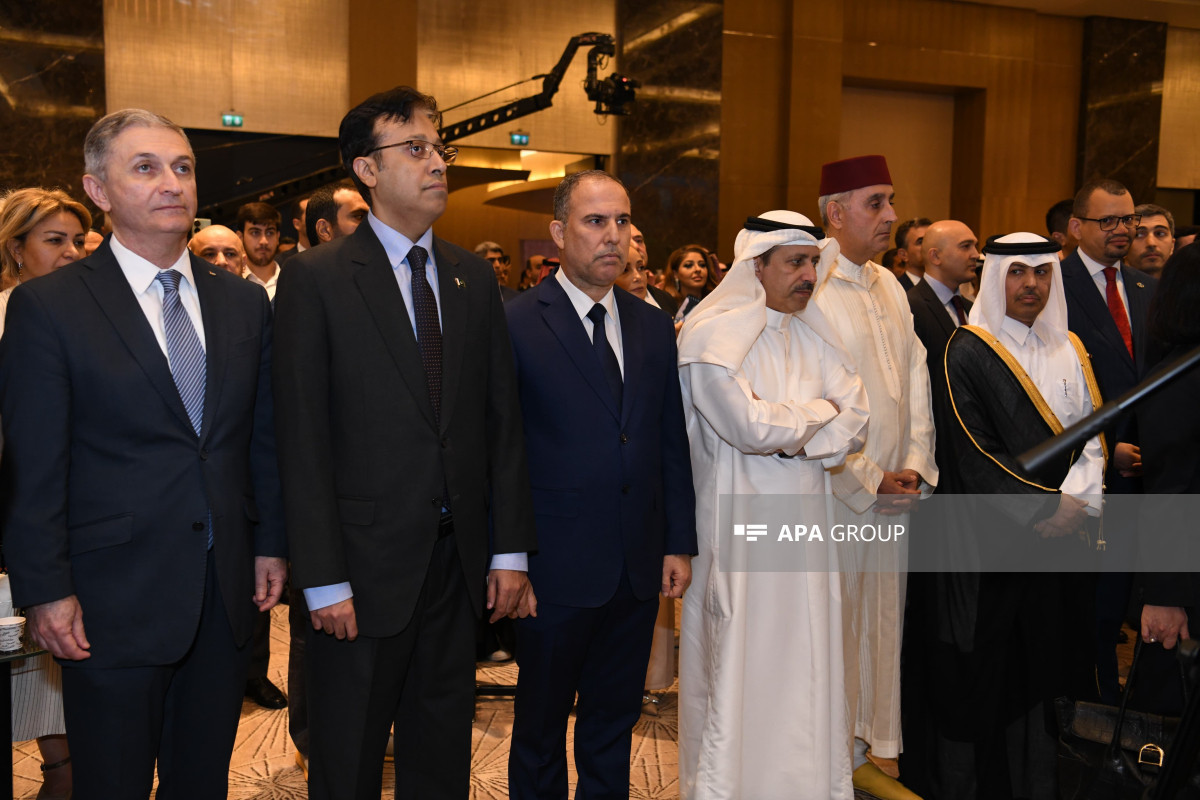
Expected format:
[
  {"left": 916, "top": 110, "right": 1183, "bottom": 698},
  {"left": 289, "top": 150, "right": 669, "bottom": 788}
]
[
  {"left": 242, "top": 263, "right": 279, "bottom": 301},
  {"left": 554, "top": 265, "right": 624, "bottom": 375},
  {"left": 1076, "top": 247, "right": 1129, "bottom": 318},
  {"left": 111, "top": 233, "right": 206, "bottom": 354}
]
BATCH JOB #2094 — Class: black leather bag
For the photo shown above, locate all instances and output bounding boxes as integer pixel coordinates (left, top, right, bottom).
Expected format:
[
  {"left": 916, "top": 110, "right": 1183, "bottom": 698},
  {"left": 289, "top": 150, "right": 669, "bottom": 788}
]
[{"left": 1056, "top": 641, "right": 1179, "bottom": 800}]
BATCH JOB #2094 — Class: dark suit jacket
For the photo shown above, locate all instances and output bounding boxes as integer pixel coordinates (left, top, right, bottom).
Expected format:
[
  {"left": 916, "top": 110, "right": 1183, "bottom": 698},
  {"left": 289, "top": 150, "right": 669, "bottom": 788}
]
[
  {"left": 272, "top": 222, "right": 536, "bottom": 637},
  {"left": 647, "top": 285, "right": 678, "bottom": 318},
  {"left": 499, "top": 284, "right": 519, "bottom": 303},
  {"left": 504, "top": 278, "right": 696, "bottom": 608},
  {"left": 1060, "top": 250, "right": 1157, "bottom": 493},
  {"left": 0, "top": 241, "right": 285, "bottom": 669},
  {"left": 898, "top": 272, "right": 915, "bottom": 292},
  {"left": 908, "top": 279, "right": 970, "bottom": 492}
]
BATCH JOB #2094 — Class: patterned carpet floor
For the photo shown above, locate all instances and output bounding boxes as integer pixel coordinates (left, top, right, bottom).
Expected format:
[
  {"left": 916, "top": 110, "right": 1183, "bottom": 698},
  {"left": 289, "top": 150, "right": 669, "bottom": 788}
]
[{"left": 12, "top": 604, "right": 682, "bottom": 799}]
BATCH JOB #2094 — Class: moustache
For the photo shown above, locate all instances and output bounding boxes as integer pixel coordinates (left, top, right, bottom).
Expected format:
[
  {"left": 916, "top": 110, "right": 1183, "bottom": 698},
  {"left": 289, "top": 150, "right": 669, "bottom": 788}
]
[{"left": 797, "top": 281, "right": 816, "bottom": 292}]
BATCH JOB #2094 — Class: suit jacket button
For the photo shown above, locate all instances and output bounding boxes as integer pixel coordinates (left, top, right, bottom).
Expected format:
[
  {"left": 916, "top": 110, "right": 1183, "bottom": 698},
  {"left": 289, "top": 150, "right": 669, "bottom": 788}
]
[
  {"left": 431, "top": 497, "right": 441, "bottom": 507},
  {"left": 192, "top": 521, "right": 205, "bottom": 531},
  {"left": 621, "top": 484, "right": 630, "bottom": 494},
  {"left": 199, "top": 449, "right": 208, "bottom": 460},
  {"left": 619, "top": 433, "right": 628, "bottom": 444},
  {"left": 440, "top": 437, "right": 448, "bottom": 448}
]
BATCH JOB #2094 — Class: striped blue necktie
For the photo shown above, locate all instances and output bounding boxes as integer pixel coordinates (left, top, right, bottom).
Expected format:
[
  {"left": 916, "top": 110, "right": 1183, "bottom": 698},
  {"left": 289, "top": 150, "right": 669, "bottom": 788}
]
[
  {"left": 156, "top": 269, "right": 206, "bottom": 435},
  {"left": 156, "top": 270, "right": 211, "bottom": 547}
]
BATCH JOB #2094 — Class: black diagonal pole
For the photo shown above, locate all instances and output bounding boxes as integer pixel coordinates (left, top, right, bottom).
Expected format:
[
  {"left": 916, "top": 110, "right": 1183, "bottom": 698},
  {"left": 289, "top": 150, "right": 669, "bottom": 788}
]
[{"left": 1018, "top": 344, "right": 1200, "bottom": 480}]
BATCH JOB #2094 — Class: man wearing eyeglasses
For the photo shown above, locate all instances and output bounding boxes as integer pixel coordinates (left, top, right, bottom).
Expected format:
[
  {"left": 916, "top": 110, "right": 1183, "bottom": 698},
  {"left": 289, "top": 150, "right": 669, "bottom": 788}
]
[
  {"left": 1061, "top": 177, "right": 1159, "bottom": 706},
  {"left": 273, "top": 85, "right": 537, "bottom": 800},
  {"left": 475, "top": 240, "right": 518, "bottom": 302}
]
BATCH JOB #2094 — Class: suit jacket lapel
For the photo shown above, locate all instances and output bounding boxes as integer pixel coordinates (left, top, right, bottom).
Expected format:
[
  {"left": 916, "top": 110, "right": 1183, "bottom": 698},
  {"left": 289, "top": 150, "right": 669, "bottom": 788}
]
[
  {"left": 350, "top": 225, "right": 438, "bottom": 430},
  {"left": 1062, "top": 252, "right": 1134, "bottom": 372},
  {"left": 919, "top": 280, "right": 956, "bottom": 339},
  {"left": 614, "top": 290, "right": 642, "bottom": 426},
  {"left": 193, "top": 257, "right": 226, "bottom": 443},
  {"left": 79, "top": 242, "right": 196, "bottom": 435},
  {"left": 1122, "top": 265, "right": 1153, "bottom": 371},
  {"left": 537, "top": 278, "right": 621, "bottom": 420},
  {"left": 434, "top": 238, "right": 467, "bottom": 433}
]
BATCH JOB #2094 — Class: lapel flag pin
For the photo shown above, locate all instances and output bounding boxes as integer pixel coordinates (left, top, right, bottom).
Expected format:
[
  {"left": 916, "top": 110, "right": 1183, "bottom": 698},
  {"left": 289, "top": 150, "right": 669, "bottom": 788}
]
[
  {"left": 1137, "top": 282, "right": 1145, "bottom": 288},
  {"left": 455, "top": 278, "right": 466, "bottom": 289}
]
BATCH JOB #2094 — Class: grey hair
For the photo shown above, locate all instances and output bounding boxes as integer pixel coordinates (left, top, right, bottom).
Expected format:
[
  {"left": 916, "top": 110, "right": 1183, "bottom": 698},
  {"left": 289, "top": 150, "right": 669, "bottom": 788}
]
[
  {"left": 818, "top": 191, "right": 852, "bottom": 227},
  {"left": 553, "top": 170, "right": 627, "bottom": 222},
  {"left": 84, "top": 109, "right": 191, "bottom": 181},
  {"left": 473, "top": 241, "right": 503, "bottom": 257}
]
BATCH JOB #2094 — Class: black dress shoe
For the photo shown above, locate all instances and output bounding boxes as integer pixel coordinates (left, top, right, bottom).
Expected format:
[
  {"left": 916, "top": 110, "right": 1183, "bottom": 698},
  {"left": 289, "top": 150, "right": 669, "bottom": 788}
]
[{"left": 245, "top": 676, "right": 288, "bottom": 709}]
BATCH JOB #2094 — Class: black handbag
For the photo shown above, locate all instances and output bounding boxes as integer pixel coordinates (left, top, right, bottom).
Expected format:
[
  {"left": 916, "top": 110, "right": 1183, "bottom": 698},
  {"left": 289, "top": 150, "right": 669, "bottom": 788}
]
[{"left": 1055, "top": 640, "right": 1180, "bottom": 800}]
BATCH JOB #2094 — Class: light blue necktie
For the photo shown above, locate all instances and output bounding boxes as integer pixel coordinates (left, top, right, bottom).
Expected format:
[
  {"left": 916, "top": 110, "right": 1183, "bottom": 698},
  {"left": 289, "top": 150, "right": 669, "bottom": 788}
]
[{"left": 156, "top": 269, "right": 211, "bottom": 548}]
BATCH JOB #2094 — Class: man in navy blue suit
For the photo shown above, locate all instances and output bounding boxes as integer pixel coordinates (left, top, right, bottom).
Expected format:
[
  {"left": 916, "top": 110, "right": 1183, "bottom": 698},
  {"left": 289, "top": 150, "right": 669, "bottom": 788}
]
[
  {"left": 505, "top": 170, "right": 697, "bottom": 799},
  {"left": 1061, "top": 178, "right": 1159, "bottom": 704}
]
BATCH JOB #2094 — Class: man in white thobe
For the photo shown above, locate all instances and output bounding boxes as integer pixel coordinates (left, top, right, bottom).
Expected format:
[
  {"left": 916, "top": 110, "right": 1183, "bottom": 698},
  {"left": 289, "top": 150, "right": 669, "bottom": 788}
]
[
  {"left": 815, "top": 155, "right": 938, "bottom": 799},
  {"left": 677, "top": 211, "right": 869, "bottom": 800}
]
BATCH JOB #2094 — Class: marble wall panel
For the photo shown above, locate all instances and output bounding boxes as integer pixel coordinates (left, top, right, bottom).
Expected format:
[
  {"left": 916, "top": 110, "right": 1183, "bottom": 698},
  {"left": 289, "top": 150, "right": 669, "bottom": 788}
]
[
  {"left": 1077, "top": 17, "right": 1167, "bottom": 204},
  {"left": 0, "top": 1, "right": 104, "bottom": 200},
  {"left": 617, "top": 0, "right": 722, "bottom": 269}
]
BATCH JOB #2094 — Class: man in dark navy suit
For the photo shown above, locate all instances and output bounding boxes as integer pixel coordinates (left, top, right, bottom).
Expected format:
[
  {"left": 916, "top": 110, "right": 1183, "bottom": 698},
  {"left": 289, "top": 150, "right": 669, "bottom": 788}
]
[
  {"left": 504, "top": 170, "right": 697, "bottom": 800},
  {"left": 1061, "top": 178, "right": 1158, "bottom": 703},
  {"left": 0, "top": 109, "right": 286, "bottom": 799}
]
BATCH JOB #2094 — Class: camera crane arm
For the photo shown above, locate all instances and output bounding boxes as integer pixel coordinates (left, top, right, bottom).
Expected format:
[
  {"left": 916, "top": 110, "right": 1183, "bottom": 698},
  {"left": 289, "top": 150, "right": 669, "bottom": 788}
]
[{"left": 439, "top": 32, "right": 637, "bottom": 145}]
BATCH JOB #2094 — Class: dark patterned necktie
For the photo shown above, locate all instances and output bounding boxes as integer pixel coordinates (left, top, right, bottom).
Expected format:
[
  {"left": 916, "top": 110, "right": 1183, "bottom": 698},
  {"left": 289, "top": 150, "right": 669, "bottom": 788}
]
[
  {"left": 587, "top": 303, "right": 622, "bottom": 410},
  {"left": 408, "top": 245, "right": 442, "bottom": 421},
  {"left": 949, "top": 294, "right": 967, "bottom": 326}
]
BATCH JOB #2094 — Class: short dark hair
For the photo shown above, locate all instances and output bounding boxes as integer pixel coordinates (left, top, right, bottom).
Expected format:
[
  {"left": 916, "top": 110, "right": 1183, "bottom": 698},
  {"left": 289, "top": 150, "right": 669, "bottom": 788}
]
[
  {"left": 338, "top": 86, "right": 441, "bottom": 204},
  {"left": 895, "top": 217, "right": 932, "bottom": 249},
  {"left": 881, "top": 247, "right": 898, "bottom": 269},
  {"left": 1135, "top": 203, "right": 1175, "bottom": 236},
  {"left": 552, "top": 170, "right": 626, "bottom": 222},
  {"left": 236, "top": 202, "right": 281, "bottom": 234},
  {"left": 1072, "top": 179, "right": 1129, "bottom": 219},
  {"left": 305, "top": 180, "right": 358, "bottom": 245},
  {"left": 1046, "top": 199, "right": 1073, "bottom": 236},
  {"left": 1149, "top": 244, "right": 1200, "bottom": 346}
]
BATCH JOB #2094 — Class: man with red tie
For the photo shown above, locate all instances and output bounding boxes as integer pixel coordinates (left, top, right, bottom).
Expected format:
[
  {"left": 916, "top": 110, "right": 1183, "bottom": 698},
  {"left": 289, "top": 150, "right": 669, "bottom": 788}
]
[{"left": 1060, "top": 178, "right": 1159, "bottom": 704}]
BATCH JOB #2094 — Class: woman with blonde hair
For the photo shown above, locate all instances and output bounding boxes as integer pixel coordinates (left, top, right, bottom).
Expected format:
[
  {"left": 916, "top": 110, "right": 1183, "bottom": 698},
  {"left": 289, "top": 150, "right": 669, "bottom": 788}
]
[
  {"left": 0, "top": 186, "right": 89, "bottom": 798},
  {"left": 0, "top": 187, "right": 90, "bottom": 336}
]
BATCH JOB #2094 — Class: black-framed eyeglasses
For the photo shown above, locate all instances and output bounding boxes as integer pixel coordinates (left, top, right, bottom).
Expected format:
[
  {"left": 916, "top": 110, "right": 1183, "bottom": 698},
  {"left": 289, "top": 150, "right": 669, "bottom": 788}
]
[
  {"left": 1078, "top": 214, "right": 1141, "bottom": 231},
  {"left": 367, "top": 139, "right": 458, "bottom": 164}
]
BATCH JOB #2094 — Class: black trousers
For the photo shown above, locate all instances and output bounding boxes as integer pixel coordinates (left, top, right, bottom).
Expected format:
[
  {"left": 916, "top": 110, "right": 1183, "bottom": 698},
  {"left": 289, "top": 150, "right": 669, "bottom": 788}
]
[
  {"left": 509, "top": 569, "right": 658, "bottom": 800},
  {"left": 61, "top": 551, "right": 251, "bottom": 800},
  {"left": 305, "top": 529, "right": 476, "bottom": 800},
  {"left": 288, "top": 577, "right": 310, "bottom": 758}
]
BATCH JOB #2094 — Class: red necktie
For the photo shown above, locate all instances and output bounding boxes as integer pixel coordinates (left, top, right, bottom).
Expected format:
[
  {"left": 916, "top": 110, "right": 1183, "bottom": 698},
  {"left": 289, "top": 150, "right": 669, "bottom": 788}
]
[
  {"left": 1102, "top": 267, "right": 1133, "bottom": 359},
  {"left": 949, "top": 295, "right": 967, "bottom": 326}
]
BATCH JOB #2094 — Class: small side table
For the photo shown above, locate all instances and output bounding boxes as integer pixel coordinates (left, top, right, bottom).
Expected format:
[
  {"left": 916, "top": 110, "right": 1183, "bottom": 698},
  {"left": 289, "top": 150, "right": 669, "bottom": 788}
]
[{"left": 0, "top": 641, "right": 49, "bottom": 799}]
